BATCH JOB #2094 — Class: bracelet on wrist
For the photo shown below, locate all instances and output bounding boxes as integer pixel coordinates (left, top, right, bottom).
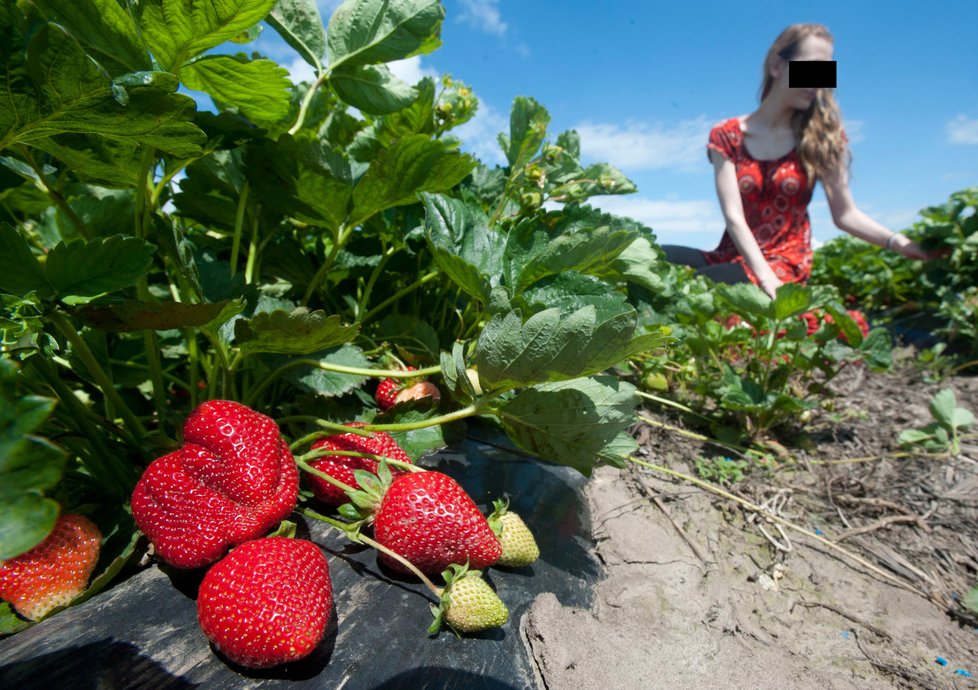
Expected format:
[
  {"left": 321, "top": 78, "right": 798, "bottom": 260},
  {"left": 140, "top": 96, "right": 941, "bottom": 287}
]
[{"left": 885, "top": 234, "right": 899, "bottom": 251}]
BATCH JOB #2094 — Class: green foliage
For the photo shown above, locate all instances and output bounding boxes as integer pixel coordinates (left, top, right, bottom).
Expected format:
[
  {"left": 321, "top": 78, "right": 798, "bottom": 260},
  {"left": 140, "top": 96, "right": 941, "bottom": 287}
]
[
  {"left": 694, "top": 456, "right": 748, "bottom": 485},
  {"left": 0, "top": 359, "right": 65, "bottom": 560},
  {"left": 634, "top": 280, "right": 891, "bottom": 440},
  {"left": 0, "top": 0, "right": 660, "bottom": 607},
  {"left": 811, "top": 187, "right": 978, "bottom": 357},
  {"left": 898, "top": 388, "right": 975, "bottom": 455}
]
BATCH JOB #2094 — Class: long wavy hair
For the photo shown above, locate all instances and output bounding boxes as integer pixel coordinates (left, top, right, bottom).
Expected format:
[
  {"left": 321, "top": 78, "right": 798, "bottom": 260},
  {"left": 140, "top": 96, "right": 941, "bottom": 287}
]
[{"left": 759, "top": 24, "right": 851, "bottom": 185}]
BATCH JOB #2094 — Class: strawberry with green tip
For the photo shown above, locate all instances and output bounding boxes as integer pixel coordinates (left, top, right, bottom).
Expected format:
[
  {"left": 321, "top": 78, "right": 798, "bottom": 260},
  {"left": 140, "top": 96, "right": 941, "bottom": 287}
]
[
  {"left": 0, "top": 514, "right": 101, "bottom": 621},
  {"left": 488, "top": 499, "right": 540, "bottom": 568},
  {"left": 197, "top": 537, "right": 332, "bottom": 669},
  {"left": 429, "top": 563, "right": 508, "bottom": 634},
  {"left": 307, "top": 422, "right": 413, "bottom": 506}
]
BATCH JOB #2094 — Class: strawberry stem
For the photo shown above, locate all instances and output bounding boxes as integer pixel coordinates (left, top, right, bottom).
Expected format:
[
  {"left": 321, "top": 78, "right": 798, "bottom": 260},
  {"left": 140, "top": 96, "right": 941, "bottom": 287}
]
[
  {"left": 294, "top": 458, "right": 358, "bottom": 495},
  {"left": 247, "top": 362, "right": 441, "bottom": 408},
  {"left": 300, "top": 509, "right": 443, "bottom": 597},
  {"left": 359, "top": 404, "right": 482, "bottom": 433},
  {"left": 295, "top": 448, "right": 424, "bottom": 474}
]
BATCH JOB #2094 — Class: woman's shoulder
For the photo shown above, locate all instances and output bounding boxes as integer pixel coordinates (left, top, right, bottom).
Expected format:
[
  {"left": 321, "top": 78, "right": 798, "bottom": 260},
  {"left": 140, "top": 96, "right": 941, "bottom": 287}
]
[{"left": 710, "top": 116, "right": 746, "bottom": 134}]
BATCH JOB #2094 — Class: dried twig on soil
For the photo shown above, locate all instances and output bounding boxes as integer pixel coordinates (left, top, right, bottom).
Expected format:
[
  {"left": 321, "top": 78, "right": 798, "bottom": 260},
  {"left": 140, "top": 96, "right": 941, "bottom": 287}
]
[
  {"left": 792, "top": 600, "right": 891, "bottom": 640},
  {"left": 649, "top": 495, "right": 711, "bottom": 567},
  {"left": 852, "top": 632, "right": 941, "bottom": 690},
  {"left": 834, "top": 515, "right": 931, "bottom": 543},
  {"left": 628, "top": 457, "right": 934, "bottom": 603}
]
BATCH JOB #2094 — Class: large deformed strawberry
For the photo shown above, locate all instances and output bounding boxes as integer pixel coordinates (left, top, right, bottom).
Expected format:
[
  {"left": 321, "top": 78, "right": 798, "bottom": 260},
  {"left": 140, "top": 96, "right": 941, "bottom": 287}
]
[
  {"left": 307, "top": 422, "right": 413, "bottom": 506},
  {"left": 372, "top": 471, "right": 501, "bottom": 576},
  {"left": 0, "top": 514, "right": 101, "bottom": 621},
  {"left": 132, "top": 400, "right": 298, "bottom": 569},
  {"left": 197, "top": 537, "right": 332, "bottom": 669}
]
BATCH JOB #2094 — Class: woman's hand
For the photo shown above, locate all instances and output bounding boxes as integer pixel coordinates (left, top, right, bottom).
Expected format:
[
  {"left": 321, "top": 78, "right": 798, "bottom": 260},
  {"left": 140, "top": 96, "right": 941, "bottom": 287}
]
[
  {"left": 889, "top": 234, "right": 947, "bottom": 260},
  {"left": 758, "top": 274, "right": 783, "bottom": 300}
]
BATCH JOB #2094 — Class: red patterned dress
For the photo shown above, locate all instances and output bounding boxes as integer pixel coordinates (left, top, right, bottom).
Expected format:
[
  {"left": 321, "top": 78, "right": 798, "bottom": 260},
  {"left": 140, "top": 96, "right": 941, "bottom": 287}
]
[{"left": 703, "top": 117, "right": 814, "bottom": 284}]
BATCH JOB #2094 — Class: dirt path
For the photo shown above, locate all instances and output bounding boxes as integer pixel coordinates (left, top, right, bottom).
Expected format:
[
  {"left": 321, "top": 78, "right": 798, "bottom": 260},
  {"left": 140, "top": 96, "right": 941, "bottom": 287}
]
[{"left": 522, "top": 359, "right": 978, "bottom": 689}]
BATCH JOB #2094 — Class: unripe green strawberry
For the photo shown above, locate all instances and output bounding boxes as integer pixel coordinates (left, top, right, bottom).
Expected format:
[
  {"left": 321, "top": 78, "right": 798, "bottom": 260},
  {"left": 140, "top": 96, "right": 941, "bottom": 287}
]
[
  {"left": 487, "top": 499, "right": 539, "bottom": 568},
  {"left": 429, "top": 564, "right": 508, "bottom": 635}
]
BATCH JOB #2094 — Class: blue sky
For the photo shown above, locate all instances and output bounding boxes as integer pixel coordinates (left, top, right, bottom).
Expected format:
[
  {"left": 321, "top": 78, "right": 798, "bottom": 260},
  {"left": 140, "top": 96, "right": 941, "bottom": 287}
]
[{"left": 253, "top": 0, "right": 978, "bottom": 249}]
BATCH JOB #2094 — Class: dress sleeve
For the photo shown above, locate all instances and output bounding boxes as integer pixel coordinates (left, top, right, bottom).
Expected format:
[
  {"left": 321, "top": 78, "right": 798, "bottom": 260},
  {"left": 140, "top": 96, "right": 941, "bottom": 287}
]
[{"left": 707, "top": 121, "right": 735, "bottom": 162}]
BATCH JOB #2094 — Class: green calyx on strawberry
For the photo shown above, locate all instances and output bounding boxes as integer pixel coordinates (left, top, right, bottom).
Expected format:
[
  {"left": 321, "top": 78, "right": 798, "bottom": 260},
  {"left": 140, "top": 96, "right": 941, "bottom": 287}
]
[
  {"left": 307, "top": 422, "right": 413, "bottom": 507},
  {"left": 375, "top": 366, "right": 441, "bottom": 411},
  {"left": 371, "top": 470, "right": 502, "bottom": 576},
  {"left": 131, "top": 400, "right": 299, "bottom": 569},
  {"left": 0, "top": 513, "right": 102, "bottom": 621},
  {"left": 197, "top": 537, "right": 332, "bottom": 669},
  {"left": 487, "top": 499, "right": 540, "bottom": 568},
  {"left": 429, "top": 563, "right": 508, "bottom": 635}
]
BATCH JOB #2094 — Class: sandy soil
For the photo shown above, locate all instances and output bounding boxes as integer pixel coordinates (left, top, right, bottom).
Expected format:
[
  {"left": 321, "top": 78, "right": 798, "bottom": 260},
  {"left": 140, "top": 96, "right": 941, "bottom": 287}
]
[{"left": 521, "top": 353, "right": 978, "bottom": 690}]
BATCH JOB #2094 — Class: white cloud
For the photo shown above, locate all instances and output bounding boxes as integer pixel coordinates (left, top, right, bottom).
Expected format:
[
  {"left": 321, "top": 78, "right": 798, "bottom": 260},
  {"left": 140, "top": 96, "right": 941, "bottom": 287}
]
[
  {"left": 573, "top": 117, "right": 714, "bottom": 173},
  {"left": 947, "top": 115, "right": 978, "bottom": 145},
  {"left": 844, "top": 119, "right": 865, "bottom": 144},
  {"left": 387, "top": 55, "right": 440, "bottom": 85},
  {"left": 453, "top": 100, "right": 508, "bottom": 166},
  {"left": 456, "top": 0, "right": 507, "bottom": 36},
  {"left": 589, "top": 195, "right": 723, "bottom": 247},
  {"left": 286, "top": 57, "right": 317, "bottom": 85}
]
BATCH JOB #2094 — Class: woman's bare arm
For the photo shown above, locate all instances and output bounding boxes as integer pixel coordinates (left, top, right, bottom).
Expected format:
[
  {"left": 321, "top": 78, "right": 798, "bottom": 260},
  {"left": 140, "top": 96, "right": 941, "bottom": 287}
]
[
  {"left": 709, "top": 149, "right": 783, "bottom": 297},
  {"left": 822, "top": 168, "right": 930, "bottom": 259}
]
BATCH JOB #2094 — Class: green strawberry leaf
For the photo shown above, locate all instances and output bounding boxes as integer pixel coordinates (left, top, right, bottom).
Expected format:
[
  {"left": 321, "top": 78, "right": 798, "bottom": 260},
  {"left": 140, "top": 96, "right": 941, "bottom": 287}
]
[
  {"left": 497, "top": 376, "right": 638, "bottom": 476},
  {"left": 279, "top": 344, "right": 372, "bottom": 398},
  {"left": 499, "top": 96, "right": 549, "bottom": 169},
  {"left": 716, "top": 283, "right": 773, "bottom": 322},
  {"left": 180, "top": 56, "right": 292, "bottom": 126},
  {"left": 136, "top": 0, "right": 278, "bottom": 70},
  {"left": 771, "top": 283, "right": 812, "bottom": 321},
  {"left": 422, "top": 193, "right": 503, "bottom": 302},
  {"left": 74, "top": 299, "right": 245, "bottom": 332},
  {"left": 0, "top": 223, "right": 53, "bottom": 299},
  {"left": 234, "top": 308, "right": 359, "bottom": 355},
  {"left": 330, "top": 64, "right": 418, "bottom": 115},
  {"left": 0, "top": 602, "right": 32, "bottom": 635},
  {"left": 475, "top": 306, "right": 654, "bottom": 392},
  {"left": 266, "top": 0, "right": 327, "bottom": 73},
  {"left": 380, "top": 406, "right": 465, "bottom": 460},
  {"left": 928, "top": 388, "right": 957, "bottom": 430},
  {"left": 349, "top": 135, "right": 475, "bottom": 227},
  {"left": 0, "top": 359, "right": 65, "bottom": 559},
  {"left": 0, "top": 21, "right": 204, "bottom": 157},
  {"left": 44, "top": 235, "right": 157, "bottom": 305},
  {"left": 327, "top": 0, "right": 444, "bottom": 71},
  {"left": 30, "top": 0, "right": 152, "bottom": 76}
]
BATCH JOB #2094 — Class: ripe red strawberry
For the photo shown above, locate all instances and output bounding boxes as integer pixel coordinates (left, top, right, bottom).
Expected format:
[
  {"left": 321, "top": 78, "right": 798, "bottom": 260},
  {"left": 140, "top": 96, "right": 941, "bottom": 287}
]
[
  {"left": 375, "top": 376, "right": 401, "bottom": 411},
  {"left": 373, "top": 471, "right": 501, "bottom": 576},
  {"left": 197, "top": 537, "right": 332, "bottom": 669},
  {"left": 307, "top": 422, "right": 413, "bottom": 506},
  {"left": 0, "top": 514, "right": 101, "bottom": 620},
  {"left": 132, "top": 400, "right": 299, "bottom": 569}
]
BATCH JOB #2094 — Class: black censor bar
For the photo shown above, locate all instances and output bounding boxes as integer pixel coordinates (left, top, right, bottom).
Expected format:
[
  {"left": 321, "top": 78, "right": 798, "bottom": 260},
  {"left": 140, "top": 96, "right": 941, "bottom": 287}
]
[{"left": 788, "top": 60, "right": 837, "bottom": 88}]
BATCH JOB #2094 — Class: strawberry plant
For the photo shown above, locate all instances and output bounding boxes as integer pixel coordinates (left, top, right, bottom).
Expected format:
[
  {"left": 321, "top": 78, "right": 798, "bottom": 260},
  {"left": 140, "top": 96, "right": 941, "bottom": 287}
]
[
  {"left": 811, "top": 186, "right": 978, "bottom": 358},
  {"left": 0, "top": 0, "right": 664, "bottom": 638},
  {"left": 898, "top": 388, "right": 976, "bottom": 455},
  {"left": 636, "top": 281, "right": 892, "bottom": 441}
]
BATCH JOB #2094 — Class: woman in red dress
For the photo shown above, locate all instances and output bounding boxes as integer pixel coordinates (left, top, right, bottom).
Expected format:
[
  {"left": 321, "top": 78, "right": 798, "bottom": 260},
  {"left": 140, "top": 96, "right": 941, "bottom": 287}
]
[{"left": 663, "top": 23, "right": 931, "bottom": 299}]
